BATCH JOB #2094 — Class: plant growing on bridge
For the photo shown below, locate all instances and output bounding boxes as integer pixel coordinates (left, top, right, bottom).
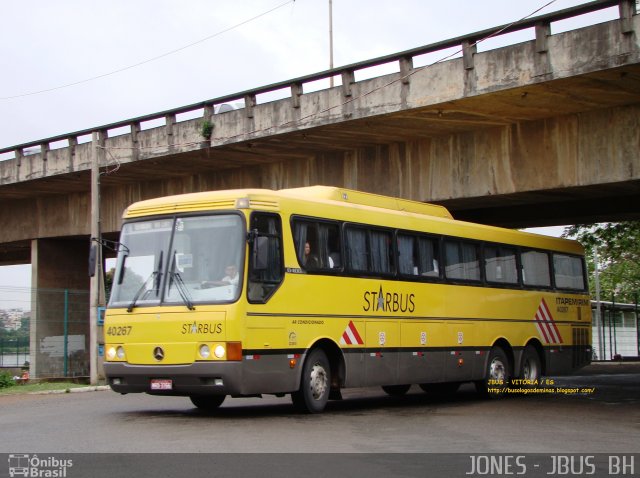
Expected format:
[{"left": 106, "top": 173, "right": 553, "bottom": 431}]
[
  {"left": 201, "top": 120, "right": 213, "bottom": 140},
  {"left": 563, "top": 222, "right": 640, "bottom": 304}
]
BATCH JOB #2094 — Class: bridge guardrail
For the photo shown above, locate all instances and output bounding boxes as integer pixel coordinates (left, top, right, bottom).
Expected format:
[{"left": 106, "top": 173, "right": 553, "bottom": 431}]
[{"left": 0, "top": 0, "right": 635, "bottom": 159}]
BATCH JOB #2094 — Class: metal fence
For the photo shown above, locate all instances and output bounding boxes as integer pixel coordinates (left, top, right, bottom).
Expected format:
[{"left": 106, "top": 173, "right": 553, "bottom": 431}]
[
  {"left": 33, "top": 288, "right": 90, "bottom": 378},
  {"left": 0, "top": 337, "right": 29, "bottom": 368},
  {"left": 592, "top": 300, "right": 640, "bottom": 361},
  {"left": 1, "top": 287, "right": 90, "bottom": 378}
]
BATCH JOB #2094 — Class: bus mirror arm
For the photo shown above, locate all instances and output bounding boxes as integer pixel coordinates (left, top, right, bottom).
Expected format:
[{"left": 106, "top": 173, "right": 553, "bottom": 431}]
[
  {"left": 247, "top": 229, "right": 259, "bottom": 244},
  {"left": 89, "top": 237, "right": 130, "bottom": 278}
]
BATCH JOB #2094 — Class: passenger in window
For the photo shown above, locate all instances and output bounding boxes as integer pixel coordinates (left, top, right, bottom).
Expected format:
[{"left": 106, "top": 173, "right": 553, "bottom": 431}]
[
  {"left": 202, "top": 265, "right": 239, "bottom": 288},
  {"left": 303, "top": 242, "right": 320, "bottom": 269}
]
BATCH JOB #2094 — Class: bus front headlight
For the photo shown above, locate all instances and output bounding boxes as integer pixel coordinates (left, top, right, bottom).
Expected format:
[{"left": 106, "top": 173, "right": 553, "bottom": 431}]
[
  {"left": 214, "top": 345, "right": 225, "bottom": 359},
  {"left": 199, "top": 344, "right": 211, "bottom": 359}
]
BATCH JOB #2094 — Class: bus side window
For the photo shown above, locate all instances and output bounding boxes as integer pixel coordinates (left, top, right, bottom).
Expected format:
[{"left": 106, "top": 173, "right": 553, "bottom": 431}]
[
  {"left": 345, "top": 225, "right": 394, "bottom": 275},
  {"left": 322, "top": 222, "right": 342, "bottom": 269},
  {"left": 485, "top": 245, "right": 518, "bottom": 284},
  {"left": 370, "top": 229, "right": 393, "bottom": 274},
  {"left": 444, "top": 240, "right": 481, "bottom": 281},
  {"left": 293, "top": 219, "right": 342, "bottom": 271},
  {"left": 248, "top": 213, "right": 283, "bottom": 303},
  {"left": 553, "top": 253, "right": 586, "bottom": 290},
  {"left": 397, "top": 234, "right": 417, "bottom": 275},
  {"left": 417, "top": 236, "right": 439, "bottom": 277},
  {"left": 521, "top": 250, "right": 551, "bottom": 287},
  {"left": 345, "top": 226, "right": 368, "bottom": 272}
]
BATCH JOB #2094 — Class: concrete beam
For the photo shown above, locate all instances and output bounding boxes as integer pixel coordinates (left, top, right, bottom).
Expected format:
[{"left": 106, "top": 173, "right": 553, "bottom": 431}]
[{"left": 0, "top": 101, "right": 637, "bottom": 248}]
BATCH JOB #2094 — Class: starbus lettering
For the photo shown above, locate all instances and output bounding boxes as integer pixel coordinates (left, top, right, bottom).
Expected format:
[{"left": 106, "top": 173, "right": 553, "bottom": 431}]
[
  {"left": 181, "top": 322, "right": 223, "bottom": 335},
  {"left": 363, "top": 285, "right": 415, "bottom": 313}
]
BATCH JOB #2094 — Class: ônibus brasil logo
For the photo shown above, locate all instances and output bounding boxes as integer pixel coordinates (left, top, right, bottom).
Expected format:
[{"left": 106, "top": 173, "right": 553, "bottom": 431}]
[{"left": 8, "top": 454, "right": 73, "bottom": 478}]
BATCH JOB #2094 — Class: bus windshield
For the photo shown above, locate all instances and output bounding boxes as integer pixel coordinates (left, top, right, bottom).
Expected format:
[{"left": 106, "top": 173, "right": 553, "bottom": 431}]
[{"left": 109, "top": 214, "right": 245, "bottom": 309}]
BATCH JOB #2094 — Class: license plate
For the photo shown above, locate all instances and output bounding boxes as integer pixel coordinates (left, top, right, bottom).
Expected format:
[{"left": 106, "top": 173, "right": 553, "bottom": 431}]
[{"left": 150, "top": 379, "right": 172, "bottom": 390}]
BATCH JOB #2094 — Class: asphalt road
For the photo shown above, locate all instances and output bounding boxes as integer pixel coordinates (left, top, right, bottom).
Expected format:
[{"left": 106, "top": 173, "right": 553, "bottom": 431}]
[
  {"left": 0, "top": 363, "right": 638, "bottom": 477},
  {"left": 0, "top": 362, "right": 637, "bottom": 453}
]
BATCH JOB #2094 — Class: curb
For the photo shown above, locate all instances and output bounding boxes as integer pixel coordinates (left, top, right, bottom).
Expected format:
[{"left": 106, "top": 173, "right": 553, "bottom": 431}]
[{"left": 27, "top": 385, "right": 110, "bottom": 395}]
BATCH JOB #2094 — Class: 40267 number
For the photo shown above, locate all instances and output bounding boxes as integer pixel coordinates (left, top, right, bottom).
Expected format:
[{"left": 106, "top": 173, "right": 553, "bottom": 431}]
[{"left": 106, "top": 326, "right": 133, "bottom": 336}]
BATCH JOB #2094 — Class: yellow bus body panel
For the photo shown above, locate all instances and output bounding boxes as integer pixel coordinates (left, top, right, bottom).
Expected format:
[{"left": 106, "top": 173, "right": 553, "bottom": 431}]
[{"left": 104, "top": 186, "right": 590, "bottom": 398}]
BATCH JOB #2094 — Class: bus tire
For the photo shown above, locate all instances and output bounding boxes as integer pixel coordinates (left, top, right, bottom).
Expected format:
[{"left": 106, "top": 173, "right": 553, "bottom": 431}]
[
  {"left": 292, "top": 348, "right": 331, "bottom": 413},
  {"left": 419, "top": 382, "right": 460, "bottom": 396},
  {"left": 518, "top": 345, "right": 542, "bottom": 384},
  {"left": 382, "top": 384, "right": 411, "bottom": 396},
  {"left": 190, "top": 394, "right": 225, "bottom": 410},
  {"left": 475, "top": 346, "right": 510, "bottom": 398}
]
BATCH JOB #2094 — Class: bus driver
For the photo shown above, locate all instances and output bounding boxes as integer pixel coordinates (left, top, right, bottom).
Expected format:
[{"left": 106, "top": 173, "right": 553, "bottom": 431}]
[{"left": 202, "top": 265, "right": 239, "bottom": 288}]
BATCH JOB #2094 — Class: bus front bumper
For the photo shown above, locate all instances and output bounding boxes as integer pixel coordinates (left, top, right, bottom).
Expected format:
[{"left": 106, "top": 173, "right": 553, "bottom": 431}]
[{"left": 104, "top": 361, "right": 245, "bottom": 396}]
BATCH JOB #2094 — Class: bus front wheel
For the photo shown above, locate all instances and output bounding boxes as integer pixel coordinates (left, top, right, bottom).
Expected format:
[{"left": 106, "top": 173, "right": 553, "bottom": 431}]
[
  {"left": 190, "top": 394, "right": 226, "bottom": 410},
  {"left": 292, "top": 348, "right": 331, "bottom": 413}
]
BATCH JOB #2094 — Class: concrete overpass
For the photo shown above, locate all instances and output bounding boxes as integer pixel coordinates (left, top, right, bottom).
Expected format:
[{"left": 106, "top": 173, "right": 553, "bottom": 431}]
[{"left": 0, "top": 0, "right": 638, "bottom": 377}]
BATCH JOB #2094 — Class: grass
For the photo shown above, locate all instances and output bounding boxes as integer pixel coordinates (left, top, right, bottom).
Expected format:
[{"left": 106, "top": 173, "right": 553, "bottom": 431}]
[{"left": 0, "top": 381, "right": 89, "bottom": 395}]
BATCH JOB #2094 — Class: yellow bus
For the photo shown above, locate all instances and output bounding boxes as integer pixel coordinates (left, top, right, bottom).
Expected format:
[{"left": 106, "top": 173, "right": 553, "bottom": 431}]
[{"left": 104, "top": 186, "right": 591, "bottom": 413}]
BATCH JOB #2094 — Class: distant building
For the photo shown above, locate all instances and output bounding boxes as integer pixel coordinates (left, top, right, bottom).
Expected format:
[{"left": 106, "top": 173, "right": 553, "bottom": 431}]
[
  {"left": 592, "top": 301, "right": 639, "bottom": 360},
  {"left": 1, "top": 308, "right": 25, "bottom": 331}
]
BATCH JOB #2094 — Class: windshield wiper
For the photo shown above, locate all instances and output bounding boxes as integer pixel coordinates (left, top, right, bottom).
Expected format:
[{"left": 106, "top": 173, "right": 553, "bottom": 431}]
[
  {"left": 168, "top": 252, "right": 195, "bottom": 311},
  {"left": 127, "top": 251, "right": 163, "bottom": 313},
  {"left": 126, "top": 271, "right": 157, "bottom": 313}
]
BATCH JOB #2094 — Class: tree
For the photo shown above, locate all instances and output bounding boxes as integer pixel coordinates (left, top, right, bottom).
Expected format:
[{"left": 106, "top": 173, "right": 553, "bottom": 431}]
[{"left": 563, "top": 222, "right": 640, "bottom": 304}]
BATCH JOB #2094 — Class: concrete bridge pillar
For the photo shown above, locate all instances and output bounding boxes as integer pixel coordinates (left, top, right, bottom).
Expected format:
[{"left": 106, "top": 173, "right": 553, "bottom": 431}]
[{"left": 30, "top": 238, "right": 90, "bottom": 378}]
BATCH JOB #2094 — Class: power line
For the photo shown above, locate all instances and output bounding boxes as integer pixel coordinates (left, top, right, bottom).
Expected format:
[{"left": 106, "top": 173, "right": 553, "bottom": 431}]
[
  {"left": 94, "top": 0, "right": 562, "bottom": 156},
  {"left": 0, "top": 0, "right": 295, "bottom": 101}
]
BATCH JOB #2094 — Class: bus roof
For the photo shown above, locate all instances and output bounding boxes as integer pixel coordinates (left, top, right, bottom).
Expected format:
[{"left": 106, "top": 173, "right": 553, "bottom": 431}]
[
  {"left": 124, "top": 186, "right": 452, "bottom": 219},
  {"left": 278, "top": 186, "right": 453, "bottom": 219},
  {"left": 123, "top": 186, "right": 582, "bottom": 254}
]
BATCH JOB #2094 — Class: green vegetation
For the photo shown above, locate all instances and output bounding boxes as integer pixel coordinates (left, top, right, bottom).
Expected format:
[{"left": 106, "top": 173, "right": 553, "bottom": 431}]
[
  {"left": 0, "top": 371, "right": 14, "bottom": 389},
  {"left": 563, "top": 221, "right": 640, "bottom": 303},
  {"left": 201, "top": 120, "right": 214, "bottom": 140},
  {"left": 0, "top": 380, "right": 89, "bottom": 395}
]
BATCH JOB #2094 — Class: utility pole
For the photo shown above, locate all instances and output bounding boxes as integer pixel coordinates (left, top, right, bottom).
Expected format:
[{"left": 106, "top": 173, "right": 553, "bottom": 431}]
[
  {"left": 329, "top": 0, "right": 334, "bottom": 87},
  {"left": 594, "top": 247, "right": 603, "bottom": 360},
  {"left": 89, "top": 131, "right": 105, "bottom": 385}
]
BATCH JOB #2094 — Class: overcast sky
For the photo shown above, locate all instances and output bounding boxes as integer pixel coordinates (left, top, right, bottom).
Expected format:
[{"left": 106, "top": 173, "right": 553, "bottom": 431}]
[{"left": 0, "top": 1, "right": 616, "bottom": 302}]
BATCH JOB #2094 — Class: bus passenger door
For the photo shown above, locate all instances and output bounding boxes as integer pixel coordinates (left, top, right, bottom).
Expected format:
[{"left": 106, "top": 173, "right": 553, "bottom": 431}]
[{"left": 243, "top": 212, "right": 293, "bottom": 394}]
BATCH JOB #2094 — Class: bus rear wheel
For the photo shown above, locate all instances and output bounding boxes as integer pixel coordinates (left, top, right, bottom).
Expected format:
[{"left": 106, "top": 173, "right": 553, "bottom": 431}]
[
  {"left": 190, "top": 394, "right": 226, "bottom": 410},
  {"left": 475, "top": 346, "right": 511, "bottom": 398},
  {"left": 382, "top": 384, "right": 411, "bottom": 396},
  {"left": 519, "top": 345, "right": 542, "bottom": 384},
  {"left": 292, "top": 348, "right": 331, "bottom": 413}
]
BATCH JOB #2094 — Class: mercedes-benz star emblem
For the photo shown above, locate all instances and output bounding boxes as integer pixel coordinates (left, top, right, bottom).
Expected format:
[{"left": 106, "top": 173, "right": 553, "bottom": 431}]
[{"left": 153, "top": 347, "right": 165, "bottom": 361}]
